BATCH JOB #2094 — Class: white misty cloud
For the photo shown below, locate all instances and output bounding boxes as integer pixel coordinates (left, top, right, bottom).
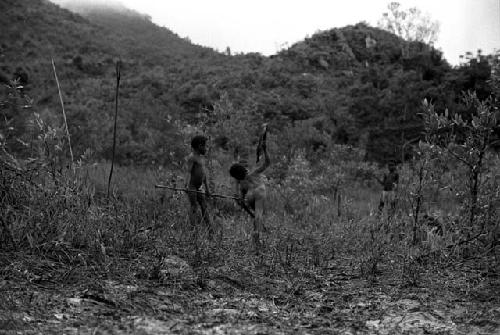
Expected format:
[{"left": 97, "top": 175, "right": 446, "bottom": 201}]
[{"left": 50, "top": 0, "right": 129, "bottom": 13}]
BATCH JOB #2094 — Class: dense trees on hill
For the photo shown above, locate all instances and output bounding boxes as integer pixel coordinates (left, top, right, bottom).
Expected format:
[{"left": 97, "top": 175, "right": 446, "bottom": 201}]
[{"left": 0, "top": 0, "right": 496, "bottom": 166}]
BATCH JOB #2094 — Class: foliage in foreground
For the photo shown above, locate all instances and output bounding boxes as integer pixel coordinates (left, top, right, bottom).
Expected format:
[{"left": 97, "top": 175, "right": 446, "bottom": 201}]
[
  {"left": 1, "top": 99, "right": 498, "bottom": 286},
  {"left": 2, "top": 55, "right": 500, "bottom": 286}
]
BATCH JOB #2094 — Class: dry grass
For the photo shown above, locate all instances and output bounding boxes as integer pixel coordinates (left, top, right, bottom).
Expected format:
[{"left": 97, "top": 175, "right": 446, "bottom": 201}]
[
  {"left": 1, "top": 157, "right": 499, "bottom": 334},
  {"left": 1, "top": 152, "right": 498, "bottom": 288}
]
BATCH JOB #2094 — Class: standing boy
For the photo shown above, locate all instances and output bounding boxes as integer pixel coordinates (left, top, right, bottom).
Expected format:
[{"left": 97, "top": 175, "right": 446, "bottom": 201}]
[
  {"left": 376, "top": 162, "right": 399, "bottom": 213},
  {"left": 184, "top": 135, "right": 211, "bottom": 229}
]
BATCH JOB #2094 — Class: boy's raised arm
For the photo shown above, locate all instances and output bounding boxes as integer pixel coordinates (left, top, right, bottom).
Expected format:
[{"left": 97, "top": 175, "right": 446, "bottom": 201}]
[{"left": 254, "top": 146, "right": 270, "bottom": 174}]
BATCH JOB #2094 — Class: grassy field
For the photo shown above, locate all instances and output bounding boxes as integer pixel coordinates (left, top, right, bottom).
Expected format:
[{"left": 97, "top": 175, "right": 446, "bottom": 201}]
[{"left": 1, "top": 158, "right": 499, "bottom": 334}]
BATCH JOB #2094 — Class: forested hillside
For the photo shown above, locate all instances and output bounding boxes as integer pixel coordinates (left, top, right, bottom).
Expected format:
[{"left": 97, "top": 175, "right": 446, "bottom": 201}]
[{"left": 0, "top": 0, "right": 496, "bottom": 165}]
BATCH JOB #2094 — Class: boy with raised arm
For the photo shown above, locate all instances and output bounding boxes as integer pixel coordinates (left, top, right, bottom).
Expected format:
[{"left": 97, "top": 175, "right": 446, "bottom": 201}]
[{"left": 229, "top": 125, "right": 270, "bottom": 247}]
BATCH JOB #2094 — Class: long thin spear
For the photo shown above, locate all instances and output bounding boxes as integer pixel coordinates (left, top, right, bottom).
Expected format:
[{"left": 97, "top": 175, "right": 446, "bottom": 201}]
[
  {"left": 107, "top": 60, "right": 121, "bottom": 198},
  {"left": 51, "top": 58, "right": 74, "bottom": 171},
  {"left": 154, "top": 184, "right": 255, "bottom": 218},
  {"left": 154, "top": 184, "right": 239, "bottom": 200}
]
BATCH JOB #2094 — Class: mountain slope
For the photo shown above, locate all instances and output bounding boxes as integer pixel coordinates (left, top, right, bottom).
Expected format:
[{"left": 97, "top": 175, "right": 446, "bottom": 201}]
[
  {"left": 1, "top": 0, "right": 225, "bottom": 164},
  {"left": 1, "top": 0, "right": 492, "bottom": 165}
]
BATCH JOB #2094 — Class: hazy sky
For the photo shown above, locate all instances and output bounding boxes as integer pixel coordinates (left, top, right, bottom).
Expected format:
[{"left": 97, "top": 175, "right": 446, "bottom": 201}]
[{"left": 72, "top": 0, "right": 500, "bottom": 64}]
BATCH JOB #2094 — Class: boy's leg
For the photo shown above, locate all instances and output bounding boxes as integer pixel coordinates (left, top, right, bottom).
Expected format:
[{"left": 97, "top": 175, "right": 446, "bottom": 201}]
[
  {"left": 252, "top": 196, "right": 265, "bottom": 249},
  {"left": 388, "top": 191, "right": 397, "bottom": 217},
  {"left": 187, "top": 191, "right": 198, "bottom": 228},
  {"left": 197, "top": 193, "right": 211, "bottom": 230},
  {"left": 254, "top": 198, "right": 264, "bottom": 232}
]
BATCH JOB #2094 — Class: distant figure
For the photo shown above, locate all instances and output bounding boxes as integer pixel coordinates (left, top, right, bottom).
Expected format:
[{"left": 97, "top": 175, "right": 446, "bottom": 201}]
[
  {"left": 376, "top": 162, "right": 399, "bottom": 213},
  {"left": 184, "top": 135, "right": 211, "bottom": 230},
  {"left": 229, "top": 126, "right": 270, "bottom": 248}
]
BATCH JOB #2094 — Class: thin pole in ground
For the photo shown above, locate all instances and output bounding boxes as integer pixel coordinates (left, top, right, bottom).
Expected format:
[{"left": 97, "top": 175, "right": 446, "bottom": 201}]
[
  {"left": 107, "top": 60, "right": 121, "bottom": 198},
  {"left": 51, "top": 58, "right": 74, "bottom": 171}
]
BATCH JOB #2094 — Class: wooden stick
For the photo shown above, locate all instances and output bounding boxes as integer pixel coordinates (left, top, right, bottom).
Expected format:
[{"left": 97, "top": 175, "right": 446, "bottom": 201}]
[
  {"left": 155, "top": 184, "right": 255, "bottom": 218},
  {"left": 107, "top": 60, "right": 121, "bottom": 198},
  {"left": 154, "top": 184, "right": 239, "bottom": 200},
  {"left": 51, "top": 58, "right": 74, "bottom": 171}
]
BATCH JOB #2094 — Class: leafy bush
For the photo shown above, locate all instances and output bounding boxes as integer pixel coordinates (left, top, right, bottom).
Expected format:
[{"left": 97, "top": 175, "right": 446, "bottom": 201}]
[{"left": 422, "top": 92, "right": 499, "bottom": 249}]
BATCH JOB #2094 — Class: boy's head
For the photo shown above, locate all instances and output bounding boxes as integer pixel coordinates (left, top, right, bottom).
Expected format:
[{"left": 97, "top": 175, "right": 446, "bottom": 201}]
[
  {"left": 191, "top": 135, "right": 208, "bottom": 155},
  {"left": 388, "top": 162, "right": 396, "bottom": 172},
  {"left": 229, "top": 163, "right": 247, "bottom": 181}
]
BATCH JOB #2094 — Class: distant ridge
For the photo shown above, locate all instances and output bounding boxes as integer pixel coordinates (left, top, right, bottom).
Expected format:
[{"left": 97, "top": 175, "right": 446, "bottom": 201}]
[{"left": 50, "top": 0, "right": 135, "bottom": 16}]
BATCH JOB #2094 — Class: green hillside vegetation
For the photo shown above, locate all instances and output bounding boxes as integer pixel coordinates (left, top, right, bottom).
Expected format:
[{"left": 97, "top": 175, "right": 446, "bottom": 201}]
[
  {"left": 1, "top": 0, "right": 225, "bottom": 164},
  {"left": 1, "top": 0, "right": 496, "bottom": 166}
]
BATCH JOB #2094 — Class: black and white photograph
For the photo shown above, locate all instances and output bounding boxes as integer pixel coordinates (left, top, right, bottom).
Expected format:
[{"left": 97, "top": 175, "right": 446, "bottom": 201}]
[{"left": 1, "top": 0, "right": 499, "bottom": 333}]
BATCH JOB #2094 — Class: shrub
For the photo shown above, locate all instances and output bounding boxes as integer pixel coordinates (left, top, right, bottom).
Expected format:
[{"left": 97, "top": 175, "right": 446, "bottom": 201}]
[{"left": 422, "top": 92, "right": 499, "bottom": 250}]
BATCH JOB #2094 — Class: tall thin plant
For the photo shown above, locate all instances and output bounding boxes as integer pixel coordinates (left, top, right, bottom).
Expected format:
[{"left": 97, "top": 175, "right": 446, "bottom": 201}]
[
  {"left": 51, "top": 58, "right": 74, "bottom": 170},
  {"left": 107, "top": 60, "right": 121, "bottom": 198}
]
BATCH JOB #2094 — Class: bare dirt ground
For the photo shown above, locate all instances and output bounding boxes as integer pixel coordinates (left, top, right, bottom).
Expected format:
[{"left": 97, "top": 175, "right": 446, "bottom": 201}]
[{"left": 1, "top": 247, "right": 499, "bottom": 335}]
